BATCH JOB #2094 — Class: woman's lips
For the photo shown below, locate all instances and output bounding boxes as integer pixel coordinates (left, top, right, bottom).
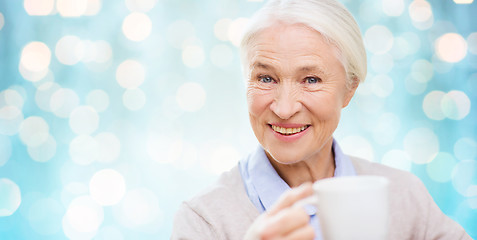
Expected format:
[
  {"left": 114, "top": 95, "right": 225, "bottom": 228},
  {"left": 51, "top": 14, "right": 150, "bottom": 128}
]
[{"left": 269, "top": 124, "right": 310, "bottom": 136}]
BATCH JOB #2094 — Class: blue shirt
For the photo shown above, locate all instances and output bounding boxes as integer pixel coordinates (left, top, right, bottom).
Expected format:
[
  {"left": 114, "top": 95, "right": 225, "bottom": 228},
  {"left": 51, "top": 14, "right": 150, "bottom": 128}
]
[{"left": 238, "top": 139, "right": 356, "bottom": 240}]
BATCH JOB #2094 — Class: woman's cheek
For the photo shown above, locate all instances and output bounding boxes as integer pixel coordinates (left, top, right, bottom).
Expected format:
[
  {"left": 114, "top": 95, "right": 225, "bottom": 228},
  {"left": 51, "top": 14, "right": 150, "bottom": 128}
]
[
  {"left": 247, "top": 87, "right": 272, "bottom": 114},
  {"left": 305, "top": 91, "right": 340, "bottom": 119}
]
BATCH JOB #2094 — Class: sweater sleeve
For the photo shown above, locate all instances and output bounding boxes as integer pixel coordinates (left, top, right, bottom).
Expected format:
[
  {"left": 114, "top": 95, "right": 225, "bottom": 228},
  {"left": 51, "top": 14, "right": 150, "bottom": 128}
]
[{"left": 171, "top": 202, "right": 218, "bottom": 240}]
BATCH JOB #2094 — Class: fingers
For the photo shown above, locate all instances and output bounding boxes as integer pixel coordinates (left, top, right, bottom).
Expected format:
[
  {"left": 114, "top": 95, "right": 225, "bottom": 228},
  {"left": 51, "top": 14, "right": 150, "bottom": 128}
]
[
  {"left": 244, "top": 183, "right": 316, "bottom": 240},
  {"left": 283, "top": 224, "right": 315, "bottom": 240},
  {"left": 262, "top": 206, "right": 310, "bottom": 238},
  {"left": 268, "top": 182, "right": 313, "bottom": 216}
]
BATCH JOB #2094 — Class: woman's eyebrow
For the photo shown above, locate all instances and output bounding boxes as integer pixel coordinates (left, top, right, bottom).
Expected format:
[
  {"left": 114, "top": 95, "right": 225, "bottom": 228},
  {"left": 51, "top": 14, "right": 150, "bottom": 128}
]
[
  {"left": 250, "top": 61, "right": 274, "bottom": 71},
  {"left": 297, "top": 65, "right": 326, "bottom": 75}
]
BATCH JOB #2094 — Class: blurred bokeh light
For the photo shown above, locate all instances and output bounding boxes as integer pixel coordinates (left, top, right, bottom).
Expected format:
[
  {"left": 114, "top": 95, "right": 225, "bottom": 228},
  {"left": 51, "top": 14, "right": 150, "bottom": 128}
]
[{"left": 0, "top": 0, "right": 476, "bottom": 239}]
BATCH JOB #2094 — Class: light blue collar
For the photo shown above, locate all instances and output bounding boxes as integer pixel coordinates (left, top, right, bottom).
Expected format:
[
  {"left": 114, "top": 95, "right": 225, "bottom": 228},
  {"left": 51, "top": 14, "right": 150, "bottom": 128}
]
[{"left": 239, "top": 138, "right": 357, "bottom": 214}]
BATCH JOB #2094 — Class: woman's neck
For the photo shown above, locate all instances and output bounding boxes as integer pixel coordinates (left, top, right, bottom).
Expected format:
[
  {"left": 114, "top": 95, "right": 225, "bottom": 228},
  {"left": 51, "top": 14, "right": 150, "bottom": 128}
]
[{"left": 267, "top": 140, "right": 335, "bottom": 188}]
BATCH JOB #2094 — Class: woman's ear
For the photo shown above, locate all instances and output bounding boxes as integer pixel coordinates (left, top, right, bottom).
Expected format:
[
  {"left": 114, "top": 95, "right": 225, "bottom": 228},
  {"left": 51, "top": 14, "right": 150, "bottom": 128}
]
[{"left": 342, "top": 76, "right": 359, "bottom": 108}]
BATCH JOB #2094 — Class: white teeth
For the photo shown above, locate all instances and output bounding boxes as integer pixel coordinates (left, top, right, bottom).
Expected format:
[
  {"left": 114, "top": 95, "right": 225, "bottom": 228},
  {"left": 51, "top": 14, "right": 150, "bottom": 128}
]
[{"left": 271, "top": 125, "right": 308, "bottom": 135}]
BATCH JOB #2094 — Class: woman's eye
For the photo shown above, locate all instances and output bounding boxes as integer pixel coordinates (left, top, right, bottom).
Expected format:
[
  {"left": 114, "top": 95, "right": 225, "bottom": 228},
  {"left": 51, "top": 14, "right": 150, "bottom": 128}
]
[
  {"left": 305, "top": 77, "right": 321, "bottom": 84},
  {"left": 259, "top": 75, "right": 274, "bottom": 83}
]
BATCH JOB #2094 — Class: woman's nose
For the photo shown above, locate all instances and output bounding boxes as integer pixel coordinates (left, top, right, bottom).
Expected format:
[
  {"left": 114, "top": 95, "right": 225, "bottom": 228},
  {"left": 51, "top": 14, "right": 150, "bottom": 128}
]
[{"left": 269, "top": 85, "right": 302, "bottom": 120}]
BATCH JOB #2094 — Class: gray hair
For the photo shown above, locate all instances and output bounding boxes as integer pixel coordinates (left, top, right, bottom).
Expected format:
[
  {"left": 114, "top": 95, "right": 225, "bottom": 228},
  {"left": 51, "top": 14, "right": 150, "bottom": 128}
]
[{"left": 240, "top": 0, "right": 367, "bottom": 86}]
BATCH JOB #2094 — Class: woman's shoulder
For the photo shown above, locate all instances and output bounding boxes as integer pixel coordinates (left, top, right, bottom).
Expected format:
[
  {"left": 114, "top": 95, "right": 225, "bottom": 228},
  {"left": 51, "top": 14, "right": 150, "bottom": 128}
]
[
  {"left": 172, "top": 165, "right": 259, "bottom": 240},
  {"left": 186, "top": 165, "right": 249, "bottom": 209},
  {"left": 348, "top": 156, "right": 429, "bottom": 219},
  {"left": 348, "top": 155, "right": 421, "bottom": 184}
]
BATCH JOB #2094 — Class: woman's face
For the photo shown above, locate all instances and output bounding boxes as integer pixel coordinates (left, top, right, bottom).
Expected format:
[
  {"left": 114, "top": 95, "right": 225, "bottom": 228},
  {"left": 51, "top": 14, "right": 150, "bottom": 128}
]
[{"left": 245, "top": 23, "right": 357, "bottom": 165}]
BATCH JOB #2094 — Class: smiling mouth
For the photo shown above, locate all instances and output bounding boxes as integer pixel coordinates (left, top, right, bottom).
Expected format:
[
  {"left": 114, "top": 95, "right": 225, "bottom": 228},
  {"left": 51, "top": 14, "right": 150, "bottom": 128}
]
[{"left": 270, "top": 125, "right": 310, "bottom": 135}]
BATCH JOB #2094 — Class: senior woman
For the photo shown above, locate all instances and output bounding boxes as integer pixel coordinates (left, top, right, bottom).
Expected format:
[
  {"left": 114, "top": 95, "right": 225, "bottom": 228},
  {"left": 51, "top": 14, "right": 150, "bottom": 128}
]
[{"left": 172, "top": 0, "right": 470, "bottom": 239}]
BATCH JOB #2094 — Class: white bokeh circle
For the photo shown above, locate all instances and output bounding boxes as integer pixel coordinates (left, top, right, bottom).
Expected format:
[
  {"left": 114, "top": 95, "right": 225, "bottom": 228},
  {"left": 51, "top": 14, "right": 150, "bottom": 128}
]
[
  {"left": 426, "top": 152, "right": 456, "bottom": 183},
  {"left": 90, "top": 169, "right": 126, "bottom": 206},
  {"left": 19, "top": 116, "right": 49, "bottom": 147},
  {"left": 0, "top": 178, "right": 22, "bottom": 216},
  {"left": 1, "top": 89, "right": 25, "bottom": 109},
  {"left": 435, "top": 33, "right": 467, "bottom": 63},
  {"left": 176, "top": 82, "right": 206, "bottom": 112},
  {"left": 69, "top": 135, "right": 99, "bottom": 165},
  {"left": 370, "top": 74, "right": 394, "bottom": 97},
  {"left": 62, "top": 195, "right": 104, "bottom": 238},
  {"left": 115, "top": 188, "right": 161, "bottom": 228},
  {"left": 20, "top": 41, "right": 51, "bottom": 73},
  {"left": 382, "top": 0, "right": 404, "bottom": 17},
  {"left": 55, "top": 35, "right": 85, "bottom": 65},
  {"left": 202, "top": 144, "right": 240, "bottom": 175},
  {"left": 35, "top": 82, "right": 61, "bottom": 112},
  {"left": 214, "top": 18, "right": 232, "bottom": 42},
  {"left": 116, "top": 60, "right": 145, "bottom": 89},
  {"left": 69, "top": 106, "right": 99, "bottom": 135},
  {"left": 364, "top": 25, "right": 394, "bottom": 54},
  {"left": 411, "top": 59, "right": 434, "bottom": 83},
  {"left": 452, "top": 160, "right": 477, "bottom": 196},
  {"left": 147, "top": 134, "right": 183, "bottom": 164},
  {"left": 50, "top": 88, "right": 80, "bottom": 118},
  {"left": 123, "top": 88, "right": 146, "bottom": 111},
  {"left": 93, "top": 40, "right": 113, "bottom": 63},
  {"left": 468, "top": 32, "right": 477, "bottom": 55},
  {"left": 24, "top": 0, "right": 54, "bottom": 16},
  {"left": 0, "top": 135, "right": 12, "bottom": 167},
  {"left": 441, "top": 90, "right": 471, "bottom": 120},
  {"left": 166, "top": 20, "right": 195, "bottom": 49},
  {"left": 122, "top": 12, "right": 152, "bottom": 42},
  {"left": 56, "top": 0, "right": 88, "bottom": 17},
  {"left": 0, "top": 106, "right": 24, "bottom": 136},
  {"left": 86, "top": 89, "right": 110, "bottom": 113},
  {"left": 403, "top": 128, "right": 439, "bottom": 164},
  {"left": 27, "top": 134, "right": 57, "bottom": 162},
  {"left": 125, "top": 0, "right": 157, "bottom": 12},
  {"left": 84, "top": 0, "right": 101, "bottom": 16},
  {"left": 228, "top": 18, "right": 249, "bottom": 47},
  {"left": 409, "top": 0, "right": 433, "bottom": 22},
  {"left": 422, "top": 91, "right": 446, "bottom": 120}
]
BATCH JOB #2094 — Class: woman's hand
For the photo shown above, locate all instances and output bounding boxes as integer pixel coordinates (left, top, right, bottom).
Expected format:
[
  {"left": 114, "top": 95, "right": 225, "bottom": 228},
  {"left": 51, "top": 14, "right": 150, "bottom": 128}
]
[{"left": 244, "top": 183, "right": 315, "bottom": 240}]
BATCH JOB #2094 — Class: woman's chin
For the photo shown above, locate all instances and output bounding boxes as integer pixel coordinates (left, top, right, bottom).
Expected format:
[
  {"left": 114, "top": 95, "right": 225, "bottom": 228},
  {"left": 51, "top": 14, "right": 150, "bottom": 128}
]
[{"left": 266, "top": 149, "right": 306, "bottom": 165}]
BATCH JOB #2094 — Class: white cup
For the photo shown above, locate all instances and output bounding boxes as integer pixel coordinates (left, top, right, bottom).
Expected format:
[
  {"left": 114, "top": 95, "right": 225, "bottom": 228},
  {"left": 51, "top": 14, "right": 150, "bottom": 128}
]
[{"left": 295, "top": 175, "right": 389, "bottom": 240}]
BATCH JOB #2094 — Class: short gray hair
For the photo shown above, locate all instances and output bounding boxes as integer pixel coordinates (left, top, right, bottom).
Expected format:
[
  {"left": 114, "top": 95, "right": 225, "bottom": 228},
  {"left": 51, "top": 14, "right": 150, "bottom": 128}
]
[{"left": 240, "top": 0, "right": 367, "bottom": 85}]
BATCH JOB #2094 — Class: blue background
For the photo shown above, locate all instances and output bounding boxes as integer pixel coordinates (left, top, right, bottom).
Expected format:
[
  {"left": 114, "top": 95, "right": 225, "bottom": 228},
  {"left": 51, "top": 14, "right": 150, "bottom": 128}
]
[{"left": 0, "top": 0, "right": 476, "bottom": 239}]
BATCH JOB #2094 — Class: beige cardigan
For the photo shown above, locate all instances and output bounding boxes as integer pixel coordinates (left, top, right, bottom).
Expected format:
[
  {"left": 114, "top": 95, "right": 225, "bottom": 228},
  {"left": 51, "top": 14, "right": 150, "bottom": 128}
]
[{"left": 172, "top": 157, "right": 471, "bottom": 240}]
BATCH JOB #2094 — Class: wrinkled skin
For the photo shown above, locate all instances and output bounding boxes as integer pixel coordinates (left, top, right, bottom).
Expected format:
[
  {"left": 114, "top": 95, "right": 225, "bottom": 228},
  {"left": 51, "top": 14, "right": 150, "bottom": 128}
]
[{"left": 243, "top": 23, "right": 358, "bottom": 239}]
